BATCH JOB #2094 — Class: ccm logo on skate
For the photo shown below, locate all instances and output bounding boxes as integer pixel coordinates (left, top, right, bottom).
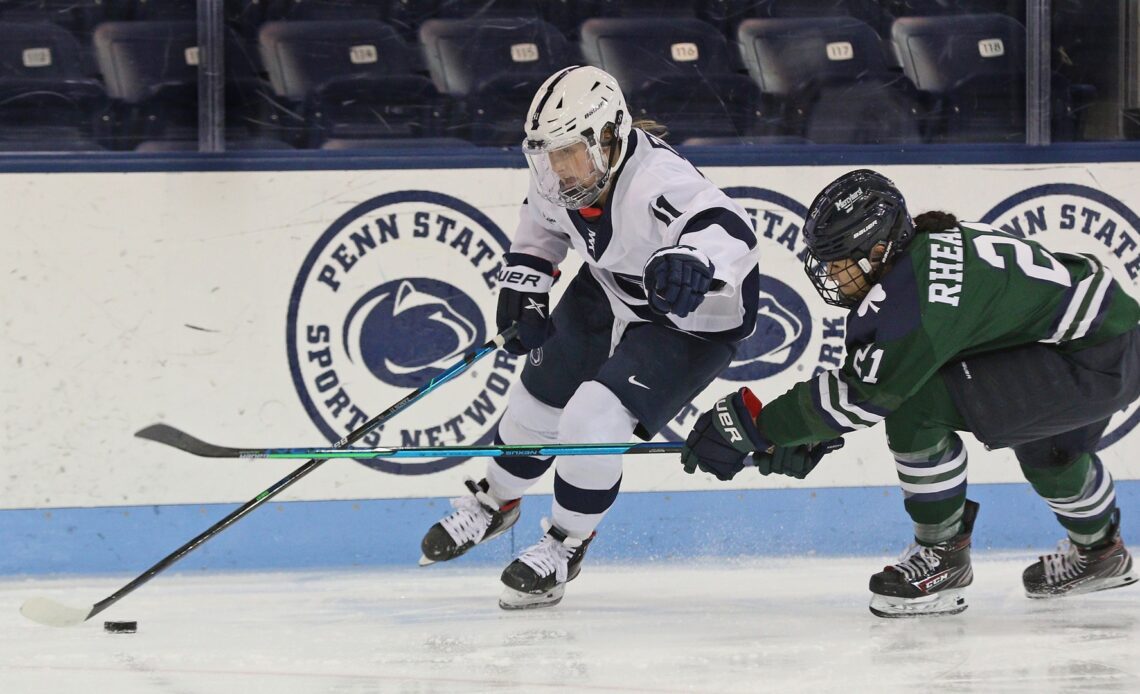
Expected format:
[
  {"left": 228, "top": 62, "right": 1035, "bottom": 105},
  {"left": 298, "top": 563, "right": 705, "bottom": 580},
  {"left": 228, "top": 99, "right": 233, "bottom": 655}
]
[
  {"left": 287, "top": 191, "right": 520, "bottom": 474},
  {"left": 982, "top": 183, "right": 1140, "bottom": 449},
  {"left": 916, "top": 571, "right": 950, "bottom": 592}
]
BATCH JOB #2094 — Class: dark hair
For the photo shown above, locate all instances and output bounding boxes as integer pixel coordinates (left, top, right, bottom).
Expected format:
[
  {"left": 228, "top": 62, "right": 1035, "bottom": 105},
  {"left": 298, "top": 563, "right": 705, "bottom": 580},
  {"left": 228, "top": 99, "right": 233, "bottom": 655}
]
[{"left": 913, "top": 211, "right": 959, "bottom": 233}]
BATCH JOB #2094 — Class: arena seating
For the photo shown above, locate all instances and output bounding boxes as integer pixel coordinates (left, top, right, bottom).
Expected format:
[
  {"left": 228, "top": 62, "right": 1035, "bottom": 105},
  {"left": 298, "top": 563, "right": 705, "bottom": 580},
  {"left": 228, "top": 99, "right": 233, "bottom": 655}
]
[
  {"left": 258, "top": 19, "right": 441, "bottom": 145},
  {"left": 420, "top": 17, "right": 575, "bottom": 145},
  {"left": 891, "top": 13, "right": 1026, "bottom": 142},
  {"left": 580, "top": 17, "right": 759, "bottom": 140},
  {"left": 0, "top": 21, "right": 108, "bottom": 150},
  {"left": 0, "top": 0, "right": 1128, "bottom": 150},
  {"left": 738, "top": 16, "right": 920, "bottom": 143}
]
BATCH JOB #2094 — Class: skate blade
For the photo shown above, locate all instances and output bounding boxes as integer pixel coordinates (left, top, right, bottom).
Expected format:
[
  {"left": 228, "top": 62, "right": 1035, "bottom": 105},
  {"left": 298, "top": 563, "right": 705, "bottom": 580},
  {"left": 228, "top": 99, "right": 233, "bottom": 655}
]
[
  {"left": 498, "top": 584, "right": 565, "bottom": 611},
  {"left": 1025, "top": 568, "right": 1139, "bottom": 599},
  {"left": 869, "top": 589, "right": 968, "bottom": 618},
  {"left": 418, "top": 555, "right": 435, "bottom": 567}
]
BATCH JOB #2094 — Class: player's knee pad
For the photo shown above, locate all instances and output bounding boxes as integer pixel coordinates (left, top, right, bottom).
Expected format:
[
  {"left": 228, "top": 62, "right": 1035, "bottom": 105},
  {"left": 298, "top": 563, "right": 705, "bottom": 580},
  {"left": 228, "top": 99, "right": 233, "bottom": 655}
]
[
  {"left": 555, "top": 381, "right": 634, "bottom": 491},
  {"left": 559, "top": 381, "right": 638, "bottom": 444},
  {"left": 497, "top": 381, "right": 562, "bottom": 445}
]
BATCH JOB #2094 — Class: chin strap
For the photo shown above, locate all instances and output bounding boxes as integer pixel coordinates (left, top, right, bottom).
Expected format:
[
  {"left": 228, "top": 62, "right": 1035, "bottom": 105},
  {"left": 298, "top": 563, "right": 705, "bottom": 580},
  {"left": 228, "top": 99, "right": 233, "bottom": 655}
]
[{"left": 856, "top": 239, "right": 897, "bottom": 283}]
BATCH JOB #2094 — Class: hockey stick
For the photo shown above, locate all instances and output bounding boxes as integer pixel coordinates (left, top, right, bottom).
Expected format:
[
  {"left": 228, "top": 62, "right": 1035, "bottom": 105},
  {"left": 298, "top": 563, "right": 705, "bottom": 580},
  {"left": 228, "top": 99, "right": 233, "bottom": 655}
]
[
  {"left": 134, "top": 426, "right": 684, "bottom": 459},
  {"left": 18, "top": 325, "right": 518, "bottom": 628}
]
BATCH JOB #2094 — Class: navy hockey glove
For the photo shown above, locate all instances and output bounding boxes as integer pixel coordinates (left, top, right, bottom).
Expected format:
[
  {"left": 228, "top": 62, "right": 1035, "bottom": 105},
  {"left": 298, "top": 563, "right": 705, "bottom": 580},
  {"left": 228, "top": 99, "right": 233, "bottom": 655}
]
[
  {"left": 681, "top": 387, "right": 770, "bottom": 481},
  {"left": 643, "top": 245, "right": 715, "bottom": 318},
  {"left": 754, "top": 439, "right": 845, "bottom": 480},
  {"left": 496, "top": 253, "right": 556, "bottom": 356}
]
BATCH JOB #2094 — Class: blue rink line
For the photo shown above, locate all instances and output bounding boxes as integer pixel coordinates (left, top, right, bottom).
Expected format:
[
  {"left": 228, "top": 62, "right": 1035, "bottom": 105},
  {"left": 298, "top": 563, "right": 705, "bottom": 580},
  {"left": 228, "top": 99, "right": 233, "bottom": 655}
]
[{"left": 2, "top": 481, "right": 1138, "bottom": 576}]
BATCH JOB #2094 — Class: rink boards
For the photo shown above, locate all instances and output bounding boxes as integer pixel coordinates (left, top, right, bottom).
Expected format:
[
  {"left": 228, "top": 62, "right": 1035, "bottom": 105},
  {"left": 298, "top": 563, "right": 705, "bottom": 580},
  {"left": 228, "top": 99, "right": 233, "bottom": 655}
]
[{"left": 4, "top": 155, "right": 1140, "bottom": 573}]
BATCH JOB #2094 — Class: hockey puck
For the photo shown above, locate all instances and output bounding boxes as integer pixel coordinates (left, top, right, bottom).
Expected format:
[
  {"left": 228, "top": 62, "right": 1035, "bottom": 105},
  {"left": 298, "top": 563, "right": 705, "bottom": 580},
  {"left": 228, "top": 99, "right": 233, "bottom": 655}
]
[{"left": 103, "top": 621, "right": 137, "bottom": 634}]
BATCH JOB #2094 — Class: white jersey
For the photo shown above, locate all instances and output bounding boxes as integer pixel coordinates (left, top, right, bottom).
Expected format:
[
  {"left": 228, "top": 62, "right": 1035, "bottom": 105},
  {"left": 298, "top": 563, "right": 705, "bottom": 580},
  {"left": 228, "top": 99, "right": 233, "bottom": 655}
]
[{"left": 511, "top": 128, "right": 760, "bottom": 341}]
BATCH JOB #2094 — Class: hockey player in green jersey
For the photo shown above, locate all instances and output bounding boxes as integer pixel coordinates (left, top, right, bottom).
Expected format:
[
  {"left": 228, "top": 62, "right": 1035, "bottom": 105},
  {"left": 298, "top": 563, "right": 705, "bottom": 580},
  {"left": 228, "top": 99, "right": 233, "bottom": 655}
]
[{"left": 680, "top": 169, "right": 1140, "bottom": 617}]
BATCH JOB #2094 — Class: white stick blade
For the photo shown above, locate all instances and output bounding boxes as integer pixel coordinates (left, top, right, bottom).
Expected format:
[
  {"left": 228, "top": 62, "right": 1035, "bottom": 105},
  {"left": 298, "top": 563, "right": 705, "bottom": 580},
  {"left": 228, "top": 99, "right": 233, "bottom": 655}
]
[{"left": 19, "top": 597, "right": 92, "bottom": 627}]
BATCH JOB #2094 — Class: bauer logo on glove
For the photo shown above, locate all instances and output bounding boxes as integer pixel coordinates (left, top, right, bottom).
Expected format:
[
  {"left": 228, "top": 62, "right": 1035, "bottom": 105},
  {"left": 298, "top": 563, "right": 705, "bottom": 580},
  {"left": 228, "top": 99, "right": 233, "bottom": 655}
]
[
  {"left": 681, "top": 387, "right": 845, "bottom": 481},
  {"left": 496, "top": 252, "right": 558, "bottom": 355},
  {"left": 680, "top": 387, "right": 768, "bottom": 481}
]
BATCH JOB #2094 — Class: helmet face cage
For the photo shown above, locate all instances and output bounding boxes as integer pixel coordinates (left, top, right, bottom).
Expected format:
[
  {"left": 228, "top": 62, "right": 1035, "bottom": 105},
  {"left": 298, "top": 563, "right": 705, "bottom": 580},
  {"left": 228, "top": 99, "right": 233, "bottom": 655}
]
[
  {"left": 802, "top": 170, "right": 913, "bottom": 308},
  {"left": 523, "top": 131, "right": 611, "bottom": 209},
  {"left": 802, "top": 242, "right": 891, "bottom": 308},
  {"left": 522, "top": 66, "right": 630, "bottom": 209}
]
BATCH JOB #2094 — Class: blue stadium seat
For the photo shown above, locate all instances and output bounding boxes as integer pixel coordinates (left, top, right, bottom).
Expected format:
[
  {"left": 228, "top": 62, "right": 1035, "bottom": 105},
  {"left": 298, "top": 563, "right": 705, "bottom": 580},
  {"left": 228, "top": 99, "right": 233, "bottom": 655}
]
[
  {"left": 436, "top": 0, "right": 601, "bottom": 32},
  {"left": 263, "top": 0, "right": 385, "bottom": 22},
  {"left": 891, "top": 13, "right": 1026, "bottom": 142},
  {"left": 882, "top": 1, "right": 1026, "bottom": 20},
  {"left": 0, "top": 0, "right": 115, "bottom": 36},
  {"left": 537, "top": 0, "right": 602, "bottom": 37},
  {"left": 737, "top": 16, "right": 920, "bottom": 143},
  {"left": 262, "top": 2, "right": 592, "bottom": 43},
  {"left": 0, "top": 21, "right": 109, "bottom": 145},
  {"left": 713, "top": 0, "right": 894, "bottom": 66},
  {"left": 711, "top": 0, "right": 891, "bottom": 39},
  {"left": 258, "top": 19, "right": 443, "bottom": 146},
  {"left": 438, "top": 0, "right": 540, "bottom": 18},
  {"left": 579, "top": 17, "right": 759, "bottom": 140},
  {"left": 420, "top": 17, "right": 575, "bottom": 145},
  {"left": 435, "top": 1, "right": 603, "bottom": 41},
  {"left": 94, "top": 21, "right": 269, "bottom": 147},
  {"left": 598, "top": 0, "right": 698, "bottom": 17},
  {"left": 386, "top": 0, "right": 440, "bottom": 40},
  {"left": 227, "top": 1, "right": 268, "bottom": 38},
  {"left": 1049, "top": 0, "right": 1114, "bottom": 141},
  {"left": 93, "top": 20, "right": 201, "bottom": 145},
  {"left": 132, "top": 0, "right": 196, "bottom": 19}
]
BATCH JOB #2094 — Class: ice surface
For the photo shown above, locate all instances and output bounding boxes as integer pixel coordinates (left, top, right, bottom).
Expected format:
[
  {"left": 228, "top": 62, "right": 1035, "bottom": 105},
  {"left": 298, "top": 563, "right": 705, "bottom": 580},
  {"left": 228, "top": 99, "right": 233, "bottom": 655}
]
[{"left": 3, "top": 555, "right": 1138, "bottom": 693}]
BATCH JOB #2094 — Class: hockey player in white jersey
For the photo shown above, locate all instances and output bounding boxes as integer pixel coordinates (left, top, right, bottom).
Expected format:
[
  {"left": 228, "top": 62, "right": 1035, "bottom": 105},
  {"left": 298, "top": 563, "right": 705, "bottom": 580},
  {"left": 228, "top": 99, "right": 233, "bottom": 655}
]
[{"left": 420, "top": 65, "right": 760, "bottom": 609}]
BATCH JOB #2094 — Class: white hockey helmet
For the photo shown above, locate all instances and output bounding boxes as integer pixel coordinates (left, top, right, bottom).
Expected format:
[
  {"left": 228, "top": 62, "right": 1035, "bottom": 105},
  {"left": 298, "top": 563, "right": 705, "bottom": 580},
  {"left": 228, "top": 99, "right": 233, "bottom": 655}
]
[{"left": 522, "top": 65, "right": 632, "bottom": 209}]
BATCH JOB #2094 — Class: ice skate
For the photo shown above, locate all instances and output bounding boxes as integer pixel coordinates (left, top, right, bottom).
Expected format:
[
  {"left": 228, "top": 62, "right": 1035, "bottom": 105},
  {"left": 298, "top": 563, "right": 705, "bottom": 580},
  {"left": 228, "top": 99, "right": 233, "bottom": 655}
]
[
  {"left": 1023, "top": 509, "right": 1138, "bottom": 598},
  {"left": 499, "top": 519, "right": 594, "bottom": 610},
  {"left": 419, "top": 478, "right": 519, "bottom": 566},
  {"left": 868, "top": 499, "right": 979, "bottom": 618}
]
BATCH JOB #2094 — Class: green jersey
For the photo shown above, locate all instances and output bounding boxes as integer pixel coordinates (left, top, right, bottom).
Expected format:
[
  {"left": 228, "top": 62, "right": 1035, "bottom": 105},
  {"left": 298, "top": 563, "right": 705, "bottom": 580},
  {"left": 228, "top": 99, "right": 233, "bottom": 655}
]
[{"left": 760, "top": 222, "right": 1140, "bottom": 446}]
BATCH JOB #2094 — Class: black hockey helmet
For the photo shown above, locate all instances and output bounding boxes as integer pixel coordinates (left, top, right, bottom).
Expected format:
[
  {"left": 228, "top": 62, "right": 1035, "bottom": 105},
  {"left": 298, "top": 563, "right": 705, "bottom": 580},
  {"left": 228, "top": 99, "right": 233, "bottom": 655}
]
[{"left": 802, "top": 169, "right": 914, "bottom": 307}]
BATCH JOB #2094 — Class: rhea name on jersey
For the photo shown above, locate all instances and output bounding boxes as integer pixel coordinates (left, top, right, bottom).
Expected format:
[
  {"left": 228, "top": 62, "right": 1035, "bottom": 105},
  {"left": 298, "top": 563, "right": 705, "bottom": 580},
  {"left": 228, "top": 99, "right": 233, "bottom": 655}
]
[{"left": 927, "top": 231, "right": 964, "bottom": 307}]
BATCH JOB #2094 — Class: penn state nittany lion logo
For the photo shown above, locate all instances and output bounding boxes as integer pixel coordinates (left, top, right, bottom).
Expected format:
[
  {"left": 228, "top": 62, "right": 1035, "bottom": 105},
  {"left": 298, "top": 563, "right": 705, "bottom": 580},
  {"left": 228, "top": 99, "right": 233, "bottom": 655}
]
[
  {"left": 982, "top": 184, "right": 1140, "bottom": 448},
  {"left": 344, "top": 278, "right": 486, "bottom": 388},
  {"left": 724, "top": 278, "right": 811, "bottom": 381},
  {"left": 287, "top": 191, "right": 518, "bottom": 474},
  {"left": 661, "top": 186, "right": 847, "bottom": 441}
]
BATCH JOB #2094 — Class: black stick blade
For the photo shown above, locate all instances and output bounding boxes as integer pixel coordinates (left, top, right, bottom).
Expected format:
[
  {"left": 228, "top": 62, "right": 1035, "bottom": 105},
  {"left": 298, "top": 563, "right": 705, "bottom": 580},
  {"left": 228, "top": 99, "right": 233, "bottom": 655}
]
[{"left": 134, "top": 423, "right": 244, "bottom": 458}]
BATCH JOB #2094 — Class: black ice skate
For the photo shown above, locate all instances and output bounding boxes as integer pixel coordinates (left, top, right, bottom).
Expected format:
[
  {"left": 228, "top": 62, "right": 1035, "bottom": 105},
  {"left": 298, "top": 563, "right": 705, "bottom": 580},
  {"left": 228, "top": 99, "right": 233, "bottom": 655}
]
[
  {"left": 499, "top": 519, "right": 594, "bottom": 610},
  {"left": 1023, "top": 509, "right": 1138, "bottom": 598},
  {"left": 419, "top": 478, "right": 519, "bottom": 566},
  {"left": 868, "top": 499, "right": 979, "bottom": 618}
]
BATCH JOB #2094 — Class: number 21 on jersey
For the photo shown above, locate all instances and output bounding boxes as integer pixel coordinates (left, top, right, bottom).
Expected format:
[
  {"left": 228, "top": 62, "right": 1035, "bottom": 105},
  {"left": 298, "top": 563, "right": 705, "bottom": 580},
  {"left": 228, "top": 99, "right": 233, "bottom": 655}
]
[{"left": 853, "top": 344, "right": 884, "bottom": 383}]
